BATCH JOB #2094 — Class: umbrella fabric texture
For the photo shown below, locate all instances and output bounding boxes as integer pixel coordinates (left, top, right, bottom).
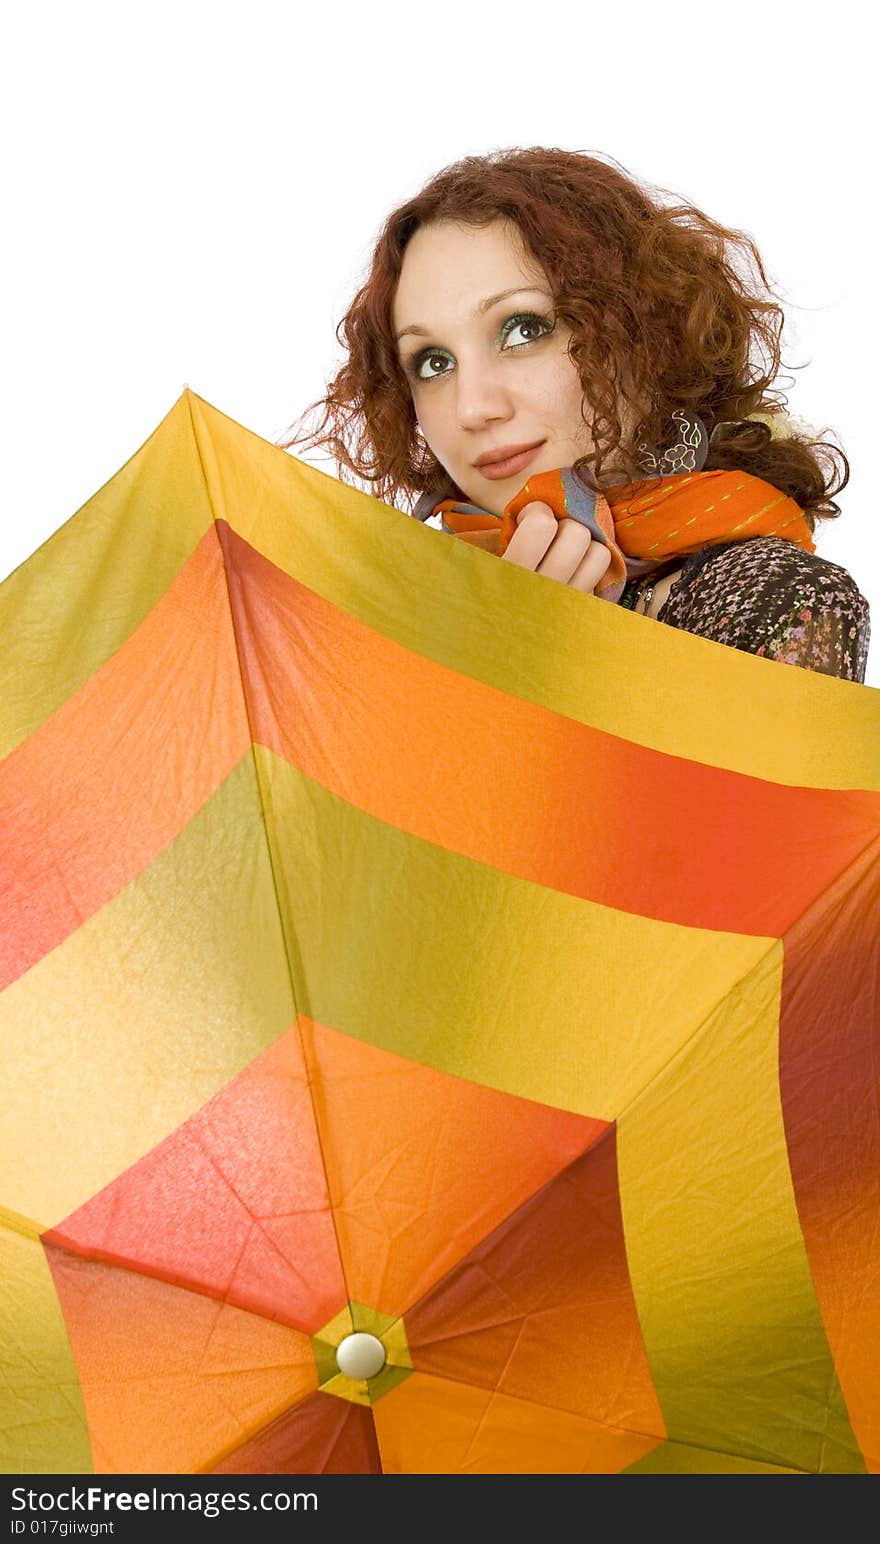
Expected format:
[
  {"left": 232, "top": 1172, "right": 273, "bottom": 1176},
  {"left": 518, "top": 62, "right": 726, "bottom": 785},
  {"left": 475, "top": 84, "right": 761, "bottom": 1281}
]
[{"left": 1, "top": 389, "right": 878, "bottom": 1476}]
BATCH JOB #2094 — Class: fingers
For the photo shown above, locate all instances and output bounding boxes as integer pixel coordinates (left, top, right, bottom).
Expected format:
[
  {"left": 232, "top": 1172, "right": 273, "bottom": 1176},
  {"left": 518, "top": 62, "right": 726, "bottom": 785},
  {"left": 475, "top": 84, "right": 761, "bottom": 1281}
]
[
  {"left": 568, "top": 536, "right": 612, "bottom": 593},
  {"left": 502, "top": 502, "right": 558, "bottom": 569},
  {"left": 503, "top": 503, "right": 612, "bottom": 594}
]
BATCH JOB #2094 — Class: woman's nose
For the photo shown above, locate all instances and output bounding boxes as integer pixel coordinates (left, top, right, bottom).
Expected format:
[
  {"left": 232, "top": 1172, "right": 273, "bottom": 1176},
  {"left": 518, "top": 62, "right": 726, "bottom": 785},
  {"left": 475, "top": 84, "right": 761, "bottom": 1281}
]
[{"left": 454, "top": 358, "right": 514, "bottom": 430}]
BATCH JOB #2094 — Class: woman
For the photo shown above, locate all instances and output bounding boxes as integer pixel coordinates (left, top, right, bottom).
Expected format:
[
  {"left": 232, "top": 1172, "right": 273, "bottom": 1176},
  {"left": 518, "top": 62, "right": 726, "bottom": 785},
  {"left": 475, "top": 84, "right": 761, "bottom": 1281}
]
[{"left": 281, "top": 147, "right": 870, "bottom": 682}]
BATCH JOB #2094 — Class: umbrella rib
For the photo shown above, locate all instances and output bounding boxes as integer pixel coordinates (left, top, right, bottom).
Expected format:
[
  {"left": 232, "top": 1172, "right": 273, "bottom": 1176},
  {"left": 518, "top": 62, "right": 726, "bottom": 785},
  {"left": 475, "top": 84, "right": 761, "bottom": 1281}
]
[
  {"left": 44, "top": 1212, "right": 318, "bottom": 1328},
  {"left": 613, "top": 825, "right": 880, "bottom": 1132},
  {"left": 191, "top": 398, "right": 357, "bottom": 1322},
  {"left": 0, "top": 1203, "right": 48, "bottom": 1241},
  {"left": 611, "top": 933, "right": 784, "bottom": 1128},
  {"left": 84, "top": 1362, "right": 312, "bottom": 1386}
]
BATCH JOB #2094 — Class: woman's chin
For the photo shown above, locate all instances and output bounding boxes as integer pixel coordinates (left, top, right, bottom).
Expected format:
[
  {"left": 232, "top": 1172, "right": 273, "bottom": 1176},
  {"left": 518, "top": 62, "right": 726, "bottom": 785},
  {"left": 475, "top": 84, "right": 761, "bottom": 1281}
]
[{"left": 453, "top": 482, "right": 502, "bottom": 515}]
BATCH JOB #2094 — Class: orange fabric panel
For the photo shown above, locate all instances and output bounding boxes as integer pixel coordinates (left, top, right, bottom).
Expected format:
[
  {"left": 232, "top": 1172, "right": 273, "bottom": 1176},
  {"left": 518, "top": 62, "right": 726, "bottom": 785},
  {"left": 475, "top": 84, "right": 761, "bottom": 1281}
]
[
  {"left": 301, "top": 1019, "right": 607, "bottom": 1316},
  {"left": 43, "top": 1243, "right": 317, "bottom": 1473},
  {"left": 405, "top": 1127, "right": 664, "bottom": 1438},
  {"left": 0, "top": 529, "right": 249, "bottom": 988},
  {"left": 217, "top": 521, "right": 880, "bottom": 936},
  {"left": 373, "top": 1372, "right": 662, "bottom": 1474}
]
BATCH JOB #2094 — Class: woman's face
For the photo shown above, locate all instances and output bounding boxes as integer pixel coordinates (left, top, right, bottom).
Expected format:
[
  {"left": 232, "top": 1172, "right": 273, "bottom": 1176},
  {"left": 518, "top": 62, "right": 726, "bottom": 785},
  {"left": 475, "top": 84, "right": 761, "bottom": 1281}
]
[{"left": 392, "top": 217, "right": 634, "bottom": 514}]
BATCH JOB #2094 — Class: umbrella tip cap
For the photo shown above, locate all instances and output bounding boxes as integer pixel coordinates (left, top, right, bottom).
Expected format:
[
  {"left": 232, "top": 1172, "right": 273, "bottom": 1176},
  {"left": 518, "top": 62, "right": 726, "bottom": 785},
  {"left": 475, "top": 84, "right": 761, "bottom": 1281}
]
[{"left": 335, "top": 1332, "right": 386, "bottom": 1380}]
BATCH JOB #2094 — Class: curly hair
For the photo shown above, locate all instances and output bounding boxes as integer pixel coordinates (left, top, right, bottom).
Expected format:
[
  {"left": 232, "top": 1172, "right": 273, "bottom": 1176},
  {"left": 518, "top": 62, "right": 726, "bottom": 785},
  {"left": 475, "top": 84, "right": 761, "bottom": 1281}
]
[{"left": 278, "top": 146, "right": 848, "bottom": 529}]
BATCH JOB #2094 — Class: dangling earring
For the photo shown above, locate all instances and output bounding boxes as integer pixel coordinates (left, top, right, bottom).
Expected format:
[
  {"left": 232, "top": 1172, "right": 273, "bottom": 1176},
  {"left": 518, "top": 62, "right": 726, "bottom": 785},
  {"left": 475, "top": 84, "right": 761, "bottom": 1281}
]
[{"left": 636, "top": 409, "right": 709, "bottom": 477}]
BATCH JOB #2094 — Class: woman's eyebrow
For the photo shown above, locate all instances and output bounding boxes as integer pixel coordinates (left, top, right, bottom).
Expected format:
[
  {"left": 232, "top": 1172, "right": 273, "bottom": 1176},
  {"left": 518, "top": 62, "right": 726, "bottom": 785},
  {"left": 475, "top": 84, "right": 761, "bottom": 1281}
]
[{"left": 395, "top": 287, "right": 551, "bottom": 343}]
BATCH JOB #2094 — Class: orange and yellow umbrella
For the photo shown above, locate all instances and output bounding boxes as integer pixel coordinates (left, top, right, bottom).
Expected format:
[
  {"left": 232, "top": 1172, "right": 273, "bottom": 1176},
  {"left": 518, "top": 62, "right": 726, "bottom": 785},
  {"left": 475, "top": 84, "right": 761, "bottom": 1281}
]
[{"left": 2, "top": 390, "right": 878, "bottom": 1475}]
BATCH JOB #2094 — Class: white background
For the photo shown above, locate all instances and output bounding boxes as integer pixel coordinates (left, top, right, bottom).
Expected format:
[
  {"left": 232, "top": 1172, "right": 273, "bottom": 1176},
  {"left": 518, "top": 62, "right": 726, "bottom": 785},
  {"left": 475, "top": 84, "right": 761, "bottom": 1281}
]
[{"left": 2, "top": 1, "right": 876, "bottom": 683}]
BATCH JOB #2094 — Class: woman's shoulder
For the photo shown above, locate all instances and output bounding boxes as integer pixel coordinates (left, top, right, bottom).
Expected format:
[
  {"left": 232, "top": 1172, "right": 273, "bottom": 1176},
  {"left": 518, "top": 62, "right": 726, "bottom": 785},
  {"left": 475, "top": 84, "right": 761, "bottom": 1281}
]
[
  {"left": 683, "top": 535, "right": 865, "bottom": 591},
  {"left": 660, "top": 536, "right": 871, "bottom": 682}
]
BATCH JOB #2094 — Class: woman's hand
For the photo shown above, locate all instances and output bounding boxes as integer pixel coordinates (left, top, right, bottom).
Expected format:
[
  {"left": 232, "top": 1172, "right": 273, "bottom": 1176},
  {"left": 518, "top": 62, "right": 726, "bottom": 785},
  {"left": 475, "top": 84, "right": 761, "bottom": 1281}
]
[{"left": 502, "top": 502, "right": 612, "bottom": 593}]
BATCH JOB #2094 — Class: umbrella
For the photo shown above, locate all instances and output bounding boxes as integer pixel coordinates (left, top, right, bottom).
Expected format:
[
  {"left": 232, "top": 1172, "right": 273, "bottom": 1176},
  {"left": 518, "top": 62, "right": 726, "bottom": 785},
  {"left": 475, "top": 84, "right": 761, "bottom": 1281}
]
[{"left": 1, "top": 389, "right": 878, "bottom": 1476}]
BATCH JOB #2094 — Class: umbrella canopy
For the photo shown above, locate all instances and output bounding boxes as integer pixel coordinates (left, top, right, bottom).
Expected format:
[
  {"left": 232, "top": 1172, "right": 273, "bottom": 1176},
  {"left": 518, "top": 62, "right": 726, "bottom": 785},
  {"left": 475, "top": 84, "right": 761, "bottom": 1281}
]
[{"left": 1, "top": 390, "right": 878, "bottom": 1475}]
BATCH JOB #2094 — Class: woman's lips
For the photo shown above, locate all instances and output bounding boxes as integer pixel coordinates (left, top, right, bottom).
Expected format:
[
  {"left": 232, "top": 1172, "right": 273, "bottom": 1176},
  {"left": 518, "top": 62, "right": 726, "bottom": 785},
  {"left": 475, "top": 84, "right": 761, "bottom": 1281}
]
[{"left": 475, "top": 442, "right": 545, "bottom": 480}]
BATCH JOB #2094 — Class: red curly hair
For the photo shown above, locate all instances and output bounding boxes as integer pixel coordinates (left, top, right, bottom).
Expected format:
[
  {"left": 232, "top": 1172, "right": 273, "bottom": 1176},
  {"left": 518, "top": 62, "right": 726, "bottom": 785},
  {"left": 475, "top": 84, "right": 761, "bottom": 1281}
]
[{"left": 279, "top": 147, "right": 848, "bottom": 529}]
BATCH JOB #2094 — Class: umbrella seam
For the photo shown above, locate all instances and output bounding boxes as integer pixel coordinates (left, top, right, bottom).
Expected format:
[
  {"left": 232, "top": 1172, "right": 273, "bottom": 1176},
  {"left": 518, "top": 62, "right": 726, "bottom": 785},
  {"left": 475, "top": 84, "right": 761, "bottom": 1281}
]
[{"left": 187, "top": 394, "right": 358, "bottom": 1345}]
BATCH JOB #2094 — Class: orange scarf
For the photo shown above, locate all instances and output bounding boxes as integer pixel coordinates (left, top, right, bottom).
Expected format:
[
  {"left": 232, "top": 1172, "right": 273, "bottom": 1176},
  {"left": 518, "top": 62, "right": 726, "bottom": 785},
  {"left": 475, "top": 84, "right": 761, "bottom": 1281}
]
[{"left": 432, "top": 467, "right": 815, "bottom": 604}]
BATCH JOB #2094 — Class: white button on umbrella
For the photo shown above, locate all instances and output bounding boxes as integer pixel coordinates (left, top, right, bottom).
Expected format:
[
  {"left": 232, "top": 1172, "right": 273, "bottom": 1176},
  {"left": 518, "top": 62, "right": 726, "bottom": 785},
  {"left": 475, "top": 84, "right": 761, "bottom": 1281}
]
[{"left": 335, "top": 1332, "right": 386, "bottom": 1380}]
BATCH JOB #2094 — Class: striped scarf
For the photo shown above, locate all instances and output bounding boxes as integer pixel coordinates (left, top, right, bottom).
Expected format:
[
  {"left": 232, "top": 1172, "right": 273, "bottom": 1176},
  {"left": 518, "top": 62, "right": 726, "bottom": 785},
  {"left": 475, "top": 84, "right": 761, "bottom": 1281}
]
[{"left": 418, "top": 467, "right": 815, "bottom": 604}]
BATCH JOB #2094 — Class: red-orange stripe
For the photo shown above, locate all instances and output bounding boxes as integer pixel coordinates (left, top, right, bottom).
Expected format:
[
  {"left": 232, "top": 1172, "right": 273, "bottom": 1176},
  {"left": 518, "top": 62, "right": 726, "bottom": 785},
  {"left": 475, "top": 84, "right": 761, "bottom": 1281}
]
[
  {"left": 219, "top": 522, "right": 880, "bottom": 936},
  {"left": 405, "top": 1127, "right": 666, "bottom": 1438},
  {"left": 0, "top": 529, "right": 250, "bottom": 988}
]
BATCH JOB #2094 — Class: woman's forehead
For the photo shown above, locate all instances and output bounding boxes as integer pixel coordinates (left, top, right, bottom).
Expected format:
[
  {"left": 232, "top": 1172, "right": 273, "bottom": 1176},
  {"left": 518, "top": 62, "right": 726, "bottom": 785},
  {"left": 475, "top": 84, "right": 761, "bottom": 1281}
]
[{"left": 392, "top": 219, "right": 548, "bottom": 331}]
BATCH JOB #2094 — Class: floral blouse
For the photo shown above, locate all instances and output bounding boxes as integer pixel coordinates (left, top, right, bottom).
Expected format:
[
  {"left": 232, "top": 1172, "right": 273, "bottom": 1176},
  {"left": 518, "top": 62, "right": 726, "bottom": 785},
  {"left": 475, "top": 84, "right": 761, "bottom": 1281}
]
[{"left": 620, "top": 537, "right": 871, "bottom": 684}]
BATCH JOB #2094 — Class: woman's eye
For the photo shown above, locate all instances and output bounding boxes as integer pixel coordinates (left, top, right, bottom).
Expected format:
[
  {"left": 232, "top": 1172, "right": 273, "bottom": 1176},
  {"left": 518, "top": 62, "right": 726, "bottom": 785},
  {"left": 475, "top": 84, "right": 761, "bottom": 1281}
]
[
  {"left": 501, "top": 313, "right": 553, "bottom": 348},
  {"left": 414, "top": 351, "right": 452, "bottom": 381},
  {"left": 409, "top": 314, "right": 552, "bottom": 383}
]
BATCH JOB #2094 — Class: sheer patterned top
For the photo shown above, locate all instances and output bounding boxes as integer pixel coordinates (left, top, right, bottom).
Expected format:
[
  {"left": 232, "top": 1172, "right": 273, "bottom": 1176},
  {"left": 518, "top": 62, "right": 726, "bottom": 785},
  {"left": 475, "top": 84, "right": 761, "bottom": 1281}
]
[{"left": 619, "top": 537, "right": 871, "bottom": 683}]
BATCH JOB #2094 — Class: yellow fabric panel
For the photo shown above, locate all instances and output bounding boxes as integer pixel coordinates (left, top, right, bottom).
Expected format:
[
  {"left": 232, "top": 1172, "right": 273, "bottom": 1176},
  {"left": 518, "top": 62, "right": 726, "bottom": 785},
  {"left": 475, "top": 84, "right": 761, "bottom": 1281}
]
[
  {"left": 258, "top": 749, "right": 770, "bottom": 1120},
  {"left": 1, "top": 757, "right": 295, "bottom": 1223},
  {"left": 624, "top": 1440, "right": 800, "bottom": 1473},
  {"left": 618, "top": 941, "right": 864, "bottom": 1473},
  {"left": 0, "top": 1223, "right": 93, "bottom": 1474},
  {"left": 186, "top": 389, "right": 880, "bottom": 790},
  {"left": 0, "top": 395, "right": 215, "bottom": 759},
  {"left": 5, "top": 386, "right": 876, "bottom": 787}
]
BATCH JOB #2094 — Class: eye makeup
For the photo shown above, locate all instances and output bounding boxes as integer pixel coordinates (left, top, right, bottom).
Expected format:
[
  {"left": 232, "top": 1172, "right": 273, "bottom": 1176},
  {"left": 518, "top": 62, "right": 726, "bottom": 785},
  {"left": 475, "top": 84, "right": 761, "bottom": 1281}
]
[{"left": 404, "top": 310, "right": 555, "bottom": 383}]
